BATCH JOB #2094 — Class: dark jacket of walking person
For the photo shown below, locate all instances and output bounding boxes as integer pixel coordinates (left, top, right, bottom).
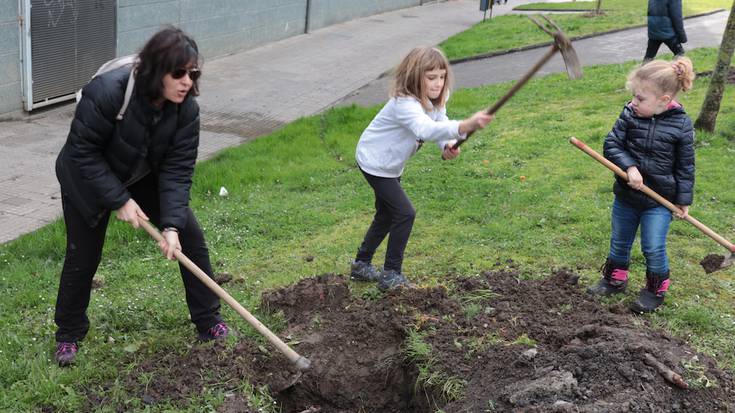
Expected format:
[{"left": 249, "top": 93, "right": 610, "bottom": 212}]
[
  {"left": 645, "top": 0, "right": 687, "bottom": 60},
  {"left": 53, "top": 27, "right": 229, "bottom": 367}
]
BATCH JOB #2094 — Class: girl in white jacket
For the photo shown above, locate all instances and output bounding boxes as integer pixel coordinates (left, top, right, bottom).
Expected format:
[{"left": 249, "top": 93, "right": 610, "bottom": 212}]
[{"left": 351, "top": 46, "right": 493, "bottom": 290}]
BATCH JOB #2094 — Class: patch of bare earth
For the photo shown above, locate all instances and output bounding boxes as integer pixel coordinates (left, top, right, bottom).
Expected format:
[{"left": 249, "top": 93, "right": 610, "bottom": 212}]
[{"left": 86, "top": 271, "right": 735, "bottom": 412}]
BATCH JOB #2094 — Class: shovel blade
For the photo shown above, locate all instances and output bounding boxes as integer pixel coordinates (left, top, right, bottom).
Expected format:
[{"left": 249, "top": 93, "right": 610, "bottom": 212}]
[
  {"left": 722, "top": 253, "right": 735, "bottom": 269},
  {"left": 700, "top": 252, "right": 735, "bottom": 274}
]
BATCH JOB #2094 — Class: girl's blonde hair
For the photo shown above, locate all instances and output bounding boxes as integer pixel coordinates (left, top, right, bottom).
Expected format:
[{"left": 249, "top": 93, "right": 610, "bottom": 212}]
[
  {"left": 626, "top": 56, "right": 695, "bottom": 97},
  {"left": 390, "top": 46, "right": 453, "bottom": 111}
]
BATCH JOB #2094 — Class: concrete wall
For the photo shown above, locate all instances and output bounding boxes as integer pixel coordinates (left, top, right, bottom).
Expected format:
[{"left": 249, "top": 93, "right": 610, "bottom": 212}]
[
  {"left": 0, "top": 0, "right": 21, "bottom": 114},
  {"left": 118, "top": 0, "right": 308, "bottom": 59},
  {"left": 2, "top": 0, "right": 431, "bottom": 114},
  {"left": 308, "top": 0, "right": 421, "bottom": 31}
]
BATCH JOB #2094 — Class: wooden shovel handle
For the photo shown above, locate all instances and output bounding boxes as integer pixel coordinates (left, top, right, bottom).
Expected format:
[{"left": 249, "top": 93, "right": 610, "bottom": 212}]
[
  {"left": 570, "top": 137, "right": 735, "bottom": 253},
  {"left": 452, "top": 45, "right": 560, "bottom": 150},
  {"left": 139, "top": 220, "right": 311, "bottom": 369}
]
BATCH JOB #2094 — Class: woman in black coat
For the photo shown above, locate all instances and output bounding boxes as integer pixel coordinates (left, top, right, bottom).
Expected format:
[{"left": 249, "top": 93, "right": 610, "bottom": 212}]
[
  {"left": 54, "top": 27, "right": 228, "bottom": 366},
  {"left": 645, "top": 0, "right": 687, "bottom": 61}
]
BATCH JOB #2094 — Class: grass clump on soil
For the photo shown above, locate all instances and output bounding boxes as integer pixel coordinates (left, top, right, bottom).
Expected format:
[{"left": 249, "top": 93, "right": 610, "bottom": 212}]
[
  {"left": 0, "top": 48, "right": 734, "bottom": 411},
  {"left": 512, "top": 333, "right": 537, "bottom": 347},
  {"left": 439, "top": 0, "right": 729, "bottom": 61},
  {"left": 404, "top": 327, "right": 467, "bottom": 404}
]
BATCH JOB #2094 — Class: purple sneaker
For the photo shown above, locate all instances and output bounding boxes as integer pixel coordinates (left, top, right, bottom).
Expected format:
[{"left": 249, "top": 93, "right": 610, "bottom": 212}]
[
  {"left": 198, "top": 322, "right": 229, "bottom": 341},
  {"left": 55, "top": 342, "right": 78, "bottom": 366}
]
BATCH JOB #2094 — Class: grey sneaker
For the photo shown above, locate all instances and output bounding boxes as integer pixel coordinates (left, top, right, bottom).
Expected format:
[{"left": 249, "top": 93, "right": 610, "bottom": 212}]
[
  {"left": 377, "top": 269, "right": 415, "bottom": 291},
  {"left": 350, "top": 260, "right": 381, "bottom": 282}
]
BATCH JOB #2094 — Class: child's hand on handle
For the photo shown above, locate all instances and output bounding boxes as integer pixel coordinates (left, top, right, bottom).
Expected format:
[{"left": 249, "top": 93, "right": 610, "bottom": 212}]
[
  {"left": 442, "top": 139, "right": 461, "bottom": 160},
  {"left": 115, "top": 198, "right": 149, "bottom": 228},
  {"left": 159, "top": 228, "right": 182, "bottom": 260},
  {"left": 626, "top": 166, "right": 643, "bottom": 190},
  {"left": 459, "top": 111, "right": 494, "bottom": 135},
  {"left": 674, "top": 205, "right": 689, "bottom": 219}
]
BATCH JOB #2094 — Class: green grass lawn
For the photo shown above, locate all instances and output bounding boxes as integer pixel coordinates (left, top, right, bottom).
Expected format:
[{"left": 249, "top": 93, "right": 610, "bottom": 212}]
[
  {"left": 1, "top": 48, "right": 734, "bottom": 411},
  {"left": 439, "top": 0, "right": 730, "bottom": 61},
  {"left": 514, "top": 0, "right": 728, "bottom": 12}
]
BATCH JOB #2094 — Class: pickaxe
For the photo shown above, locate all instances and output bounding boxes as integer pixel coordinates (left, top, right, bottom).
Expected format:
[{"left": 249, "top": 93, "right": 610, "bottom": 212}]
[{"left": 451, "top": 15, "right": 582, "bottom": 150}]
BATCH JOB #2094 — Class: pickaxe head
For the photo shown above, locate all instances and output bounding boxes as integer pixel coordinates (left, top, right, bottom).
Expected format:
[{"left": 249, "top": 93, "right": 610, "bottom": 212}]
[{"left": 528, "top": 15, "right": 583, "bottom": 79}]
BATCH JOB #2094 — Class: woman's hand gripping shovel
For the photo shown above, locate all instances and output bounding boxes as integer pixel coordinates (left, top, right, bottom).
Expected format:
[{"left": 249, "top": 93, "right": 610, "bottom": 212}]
[
  {"left": 570, "top": 137, "right": 735, "bottom": 274},
  {"left": 449, "top": 16, "right": 583, "bottom": 153},
  {"left": 139, "top": 219, "right": 312, "bottom": 371}
]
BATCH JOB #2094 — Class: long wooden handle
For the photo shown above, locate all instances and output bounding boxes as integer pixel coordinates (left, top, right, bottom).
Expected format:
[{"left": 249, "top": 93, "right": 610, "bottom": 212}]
[
  {"left": 140, "top": 220, "right": 311, "bottom": 369},
  {"left": 486, "top": 45, "right": 560, "bottom": 116},
  {"left": 570, "top": 137, "right": 735, "bottom": 253},
  {"left": 452, "top": 45, "right": 560, "bottom": 150}
]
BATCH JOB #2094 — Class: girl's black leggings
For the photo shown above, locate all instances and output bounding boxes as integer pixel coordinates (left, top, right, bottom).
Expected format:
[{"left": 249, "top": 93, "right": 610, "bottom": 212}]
[
  {"left": 355, "top": 170, "right": 416, "bottom": 273},
  {"left": 54, "top": 174, "right": 222, "bottom": 343}
]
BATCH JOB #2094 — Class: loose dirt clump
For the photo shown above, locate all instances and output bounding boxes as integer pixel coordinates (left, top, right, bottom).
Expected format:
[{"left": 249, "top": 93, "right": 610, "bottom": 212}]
[
  {"left": 700, "top": 254, "right": 726, "bottom": 274},
  {"left": 213, "top": 272, "right": 233, "bottom": 285},
  {"left": 87, "top": 271, "right": 735, "bottom": 412}
]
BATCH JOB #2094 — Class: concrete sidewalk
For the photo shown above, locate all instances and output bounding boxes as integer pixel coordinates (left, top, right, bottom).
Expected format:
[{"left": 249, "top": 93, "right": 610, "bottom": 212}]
[
  {"left": 0, "top": 1, "right": 729, "bottom": 244},
  {"left": 339, "top": 10, "right": 729, "bottom": 106}
]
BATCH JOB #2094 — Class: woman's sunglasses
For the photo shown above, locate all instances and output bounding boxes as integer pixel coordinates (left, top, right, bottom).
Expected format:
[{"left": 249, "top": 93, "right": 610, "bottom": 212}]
[{"left": 171, "top": 67, "right": 201, "bottom": 81}]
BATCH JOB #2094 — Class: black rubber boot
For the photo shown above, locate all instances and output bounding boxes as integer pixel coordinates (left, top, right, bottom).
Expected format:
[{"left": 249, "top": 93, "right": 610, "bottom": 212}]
[
  {"left": 631, "top": 271, "right": 670, "bottom": 313},
  {"left": 587, "top": 258, "right": 629, "bottom": 296}
]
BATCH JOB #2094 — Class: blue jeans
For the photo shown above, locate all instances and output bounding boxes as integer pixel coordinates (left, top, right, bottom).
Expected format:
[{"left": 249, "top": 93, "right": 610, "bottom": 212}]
[{"left": 608, "top": 198, "right": 672, "bottom": 274}]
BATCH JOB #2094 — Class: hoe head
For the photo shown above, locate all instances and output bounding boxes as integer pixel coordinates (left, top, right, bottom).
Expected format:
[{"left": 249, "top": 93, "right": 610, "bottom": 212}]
[{"left": 528, "top": 15, "right": 583, "bottom": 79}]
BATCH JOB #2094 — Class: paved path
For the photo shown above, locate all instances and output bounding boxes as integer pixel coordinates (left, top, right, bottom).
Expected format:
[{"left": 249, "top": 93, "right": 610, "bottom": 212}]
[
  {"left": 0, "top": 2, "right": 728, "bottom": 244},
  {"left": 339, "top": 10, "right": 729, "bottom": 107}
]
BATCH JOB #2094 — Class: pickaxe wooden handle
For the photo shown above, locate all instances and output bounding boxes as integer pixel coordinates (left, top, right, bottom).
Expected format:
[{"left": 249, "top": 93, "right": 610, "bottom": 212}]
[
  {"left": 570, "top": 137, "right": 735, "bottom": 254},
  {"left": 451, "top": 16, "right": 581, "bottom": 151},
  {"left": 140, "top": 219, "right": 312, "bottom": 371}
]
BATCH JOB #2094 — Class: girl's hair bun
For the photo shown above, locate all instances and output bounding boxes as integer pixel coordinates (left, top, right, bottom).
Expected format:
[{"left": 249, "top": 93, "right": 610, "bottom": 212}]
[{"left": 671, "top": 57, "right": 694, "bottom": 92}]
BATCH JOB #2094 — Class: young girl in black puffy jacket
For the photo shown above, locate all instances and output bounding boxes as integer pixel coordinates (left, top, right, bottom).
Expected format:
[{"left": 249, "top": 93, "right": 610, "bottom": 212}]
[{"left": 588, "top": 57, "right": 695, "bottom": 313}]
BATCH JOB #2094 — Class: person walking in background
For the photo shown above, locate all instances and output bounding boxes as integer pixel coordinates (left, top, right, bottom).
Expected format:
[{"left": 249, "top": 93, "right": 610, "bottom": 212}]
[
  {"left": 587, "top": 58, "right": 696, "bottom": 313},
  {"left": 53, "top": 27, "right": 228, "bottom": 366},
  {"left": 644, "top": 0, "right": 687, "bottom": 62},
  {"left": 350, "top": 46, "right": 493, "bottom": 290}
]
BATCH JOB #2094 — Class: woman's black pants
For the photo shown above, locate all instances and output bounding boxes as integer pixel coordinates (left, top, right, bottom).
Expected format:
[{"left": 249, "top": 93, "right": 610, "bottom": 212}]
[
  {"left": 355, "top": 170, "right": 416, "bottom": 274},
  {"left": 54, "top": 174, "right": 222, "bottom": 343}
]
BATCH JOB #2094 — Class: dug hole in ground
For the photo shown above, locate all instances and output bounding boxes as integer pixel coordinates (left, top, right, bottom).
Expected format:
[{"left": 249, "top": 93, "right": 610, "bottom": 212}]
[{"left": 87, "top": 264, "right": 735, "bottom": 412}]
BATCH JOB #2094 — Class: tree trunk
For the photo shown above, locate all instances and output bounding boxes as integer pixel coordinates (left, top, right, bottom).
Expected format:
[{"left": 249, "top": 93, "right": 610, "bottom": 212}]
[
  {"left": 595, "top": 0, "right": 602, "bottom": 15},
  {"left": 694, "top": 6, "right": 735, "bottom": 132}
]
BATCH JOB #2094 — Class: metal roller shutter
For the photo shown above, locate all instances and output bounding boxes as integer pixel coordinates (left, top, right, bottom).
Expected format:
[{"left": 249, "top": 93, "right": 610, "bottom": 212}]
[{"left": 30, "top": 0, "right": 116, "bottom": 104}]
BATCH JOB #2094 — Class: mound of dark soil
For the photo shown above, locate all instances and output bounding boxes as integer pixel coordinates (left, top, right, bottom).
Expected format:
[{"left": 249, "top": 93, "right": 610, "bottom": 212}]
[{"left": 87, "top": 271, "right": 735, "bottom": 412}]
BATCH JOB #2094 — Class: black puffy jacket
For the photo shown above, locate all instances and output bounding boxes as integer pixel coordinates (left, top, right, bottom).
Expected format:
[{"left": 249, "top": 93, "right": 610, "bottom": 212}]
[
  {"left": 647, "top": 0, "right": 687, "bottom": 43},
  {"left": 56, "top": 66, "right": 200, "bottom": 228},
  {"left": 603, "top": 103, "right": 694, "bottom": 209}
]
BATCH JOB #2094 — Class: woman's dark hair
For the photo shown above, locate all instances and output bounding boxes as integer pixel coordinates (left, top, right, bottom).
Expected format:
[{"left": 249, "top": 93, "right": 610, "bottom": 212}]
[{"left": 136, "top": 26, "right": 201, "bottom": 102}]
